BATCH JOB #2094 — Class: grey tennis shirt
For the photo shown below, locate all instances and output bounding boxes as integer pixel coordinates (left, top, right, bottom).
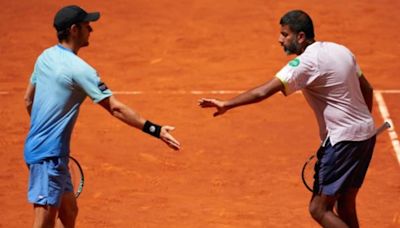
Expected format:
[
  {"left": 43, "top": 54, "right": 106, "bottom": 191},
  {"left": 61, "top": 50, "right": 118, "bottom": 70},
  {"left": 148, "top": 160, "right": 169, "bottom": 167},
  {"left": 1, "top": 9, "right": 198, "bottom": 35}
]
[{"left": 276, "top": 41, "right": 375, "bottom": 145}]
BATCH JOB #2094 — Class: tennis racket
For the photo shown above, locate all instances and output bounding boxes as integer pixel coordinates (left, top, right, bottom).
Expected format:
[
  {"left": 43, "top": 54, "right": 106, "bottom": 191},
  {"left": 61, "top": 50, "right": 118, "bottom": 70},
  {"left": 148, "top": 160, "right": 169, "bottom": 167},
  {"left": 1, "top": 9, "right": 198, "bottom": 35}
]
[
  {"left": 68, "top": 156, "right": 85, "bottom": 198},
  {"left": 301, "top": 121, "right": 391, "bottom": 192}
]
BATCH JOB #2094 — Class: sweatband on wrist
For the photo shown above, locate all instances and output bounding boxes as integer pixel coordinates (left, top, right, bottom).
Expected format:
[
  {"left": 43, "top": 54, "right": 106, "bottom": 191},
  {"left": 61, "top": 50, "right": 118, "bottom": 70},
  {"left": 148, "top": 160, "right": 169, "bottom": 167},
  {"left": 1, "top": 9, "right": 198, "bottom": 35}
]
[{"left": 142, "top": 120, "right": 161, "bottom": 138}]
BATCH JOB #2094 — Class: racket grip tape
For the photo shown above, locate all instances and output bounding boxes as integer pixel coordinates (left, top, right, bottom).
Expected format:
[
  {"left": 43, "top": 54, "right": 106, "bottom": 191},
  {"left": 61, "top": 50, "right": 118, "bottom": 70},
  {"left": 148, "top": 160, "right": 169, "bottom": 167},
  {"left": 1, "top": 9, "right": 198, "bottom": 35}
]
[{"left": 376, "top": 121, "right": 391, "bottom": 136}]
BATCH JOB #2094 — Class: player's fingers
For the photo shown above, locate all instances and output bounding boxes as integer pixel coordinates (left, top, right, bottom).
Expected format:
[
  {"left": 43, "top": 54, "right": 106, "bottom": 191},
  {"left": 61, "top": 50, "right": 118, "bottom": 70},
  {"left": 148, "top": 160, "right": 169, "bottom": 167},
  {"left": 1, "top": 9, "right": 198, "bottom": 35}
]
[
  {"left": 198, "top": 98, "right": 217, "bottom": 108},
  {"left": 168, "top": 135, "right": 180, "bottom": 147},
  {"left": 198, "top": 101, "right": 212, "bottom": 107},
  {"left": 197, "top": 98, "right": 206, "bottom": 105},
  {"left": 164, "top": 140, "right": 179, "bottom": 150},
  {"left": 168, "top": 140, "right": 180, "bottom": 150},
  {"left": 161, "top": 132, "right": 181, "bottom": 148},
  {"left": 198, "top": 98, "right": 211, "bottom": 103},
  {"left": 162, "top": 135, "right": 180, "bottom": 150}
]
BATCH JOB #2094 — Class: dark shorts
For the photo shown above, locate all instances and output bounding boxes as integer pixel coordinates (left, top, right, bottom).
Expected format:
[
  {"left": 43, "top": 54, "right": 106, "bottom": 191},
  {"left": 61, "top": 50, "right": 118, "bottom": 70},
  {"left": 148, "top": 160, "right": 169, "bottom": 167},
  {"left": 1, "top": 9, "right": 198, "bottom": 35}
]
[{"left": 313, "top": 136, "right": 376, "bottom": 196}]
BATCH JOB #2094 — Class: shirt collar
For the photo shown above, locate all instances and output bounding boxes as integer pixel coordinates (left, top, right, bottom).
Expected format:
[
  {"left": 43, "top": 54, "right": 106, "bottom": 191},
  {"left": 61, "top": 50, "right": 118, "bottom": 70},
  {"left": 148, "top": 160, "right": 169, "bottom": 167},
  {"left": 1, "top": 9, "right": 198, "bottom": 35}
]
[{"left": 57, "top": 44, "right": 74, "bottom": 54}]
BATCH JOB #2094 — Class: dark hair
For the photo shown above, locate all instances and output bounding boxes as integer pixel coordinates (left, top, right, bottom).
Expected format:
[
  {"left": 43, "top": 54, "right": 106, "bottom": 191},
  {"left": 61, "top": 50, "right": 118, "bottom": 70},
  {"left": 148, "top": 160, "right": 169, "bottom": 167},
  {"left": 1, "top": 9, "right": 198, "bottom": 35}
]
[
  {"left": 56, "top": 23, "right": 81, "bottom": 42},
  {"left": 57, "top": 29, "right": 70, "bottom": 42},
  {"left": 280, "top": 10, "right": 314, "bottom": 39}
]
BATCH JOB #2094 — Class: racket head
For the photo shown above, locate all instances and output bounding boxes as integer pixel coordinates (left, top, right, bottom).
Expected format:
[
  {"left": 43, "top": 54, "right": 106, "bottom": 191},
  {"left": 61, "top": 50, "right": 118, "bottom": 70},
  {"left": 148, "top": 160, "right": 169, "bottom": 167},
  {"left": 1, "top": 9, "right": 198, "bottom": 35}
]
[
  {"left": 68, "top": 156, "right": 84, "bottom": 198},
  {"left": 301, "top": 154, "right": 316, "bottom": 193}
]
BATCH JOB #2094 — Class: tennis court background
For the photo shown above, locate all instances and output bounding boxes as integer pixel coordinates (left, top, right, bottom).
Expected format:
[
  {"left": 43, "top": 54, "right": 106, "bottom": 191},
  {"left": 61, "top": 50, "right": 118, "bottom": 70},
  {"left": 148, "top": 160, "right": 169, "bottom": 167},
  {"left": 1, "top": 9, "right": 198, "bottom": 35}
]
[{"left": 0, "top": 0, "right": 399, "bottom": 227}]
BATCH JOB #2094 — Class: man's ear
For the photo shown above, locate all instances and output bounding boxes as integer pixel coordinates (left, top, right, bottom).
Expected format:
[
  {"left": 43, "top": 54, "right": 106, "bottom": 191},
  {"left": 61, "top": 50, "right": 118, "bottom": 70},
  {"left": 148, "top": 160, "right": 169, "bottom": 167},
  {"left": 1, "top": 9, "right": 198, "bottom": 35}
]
[
  {"left": 69, "top": 24, "right": 78, "bottom": 35},
  {"left": 297, "top": 31, "right": 306, "bottom": 44}
]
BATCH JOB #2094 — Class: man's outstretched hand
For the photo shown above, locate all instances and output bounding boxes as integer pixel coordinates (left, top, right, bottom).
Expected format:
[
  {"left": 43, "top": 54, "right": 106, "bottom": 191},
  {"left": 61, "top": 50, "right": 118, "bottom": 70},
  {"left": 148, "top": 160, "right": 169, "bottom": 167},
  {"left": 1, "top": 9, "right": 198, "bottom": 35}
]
[
  {"left": 198, "top": 98, "right": 228, "bottom": 117},
  {"left": 160, "top": 126, "right": 181, "bottom": 150}
]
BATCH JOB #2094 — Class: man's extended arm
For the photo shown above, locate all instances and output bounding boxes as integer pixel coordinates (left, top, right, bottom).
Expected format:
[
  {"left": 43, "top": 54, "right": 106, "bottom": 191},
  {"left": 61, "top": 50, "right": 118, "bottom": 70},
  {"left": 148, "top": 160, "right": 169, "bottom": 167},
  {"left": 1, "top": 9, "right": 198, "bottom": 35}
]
[
  {"left": 99, "top": 95, "right": 146, "bottom": 129},
  {"left": 99, "top": 95, "right": 180, "bottom": 150},
  {"left": 199, "top": 77, "right": 284, "bottom": 116}
]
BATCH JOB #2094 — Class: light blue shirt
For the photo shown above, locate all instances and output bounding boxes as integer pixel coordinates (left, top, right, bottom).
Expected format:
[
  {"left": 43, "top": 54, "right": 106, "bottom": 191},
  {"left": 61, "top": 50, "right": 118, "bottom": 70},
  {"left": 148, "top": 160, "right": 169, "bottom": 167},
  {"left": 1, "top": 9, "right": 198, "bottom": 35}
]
[{"left": 24, "top": 44, "right": 112, "bottom": 164}]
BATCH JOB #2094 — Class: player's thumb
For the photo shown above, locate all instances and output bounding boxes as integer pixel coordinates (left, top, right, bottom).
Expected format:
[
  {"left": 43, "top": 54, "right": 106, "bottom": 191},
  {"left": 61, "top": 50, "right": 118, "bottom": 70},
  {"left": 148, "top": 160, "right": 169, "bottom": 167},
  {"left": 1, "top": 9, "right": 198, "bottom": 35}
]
[{"left": 164, "top": 126, "right": 175, "bottom": 132}]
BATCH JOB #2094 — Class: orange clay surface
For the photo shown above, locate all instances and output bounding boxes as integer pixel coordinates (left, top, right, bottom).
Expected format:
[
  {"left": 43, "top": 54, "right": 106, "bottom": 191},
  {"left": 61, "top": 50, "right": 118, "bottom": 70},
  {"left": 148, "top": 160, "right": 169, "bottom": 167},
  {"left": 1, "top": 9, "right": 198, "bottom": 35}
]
[{"left": 0, "top": 0, "right": 399, "bottom": 227}]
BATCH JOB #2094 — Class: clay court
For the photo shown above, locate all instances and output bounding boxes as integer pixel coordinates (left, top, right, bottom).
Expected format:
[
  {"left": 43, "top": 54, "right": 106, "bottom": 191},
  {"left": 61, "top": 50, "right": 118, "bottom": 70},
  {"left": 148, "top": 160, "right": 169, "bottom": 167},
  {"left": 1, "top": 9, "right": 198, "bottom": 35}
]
[{"left": 0, "top": 0, "right": 399, "bottom": 227}]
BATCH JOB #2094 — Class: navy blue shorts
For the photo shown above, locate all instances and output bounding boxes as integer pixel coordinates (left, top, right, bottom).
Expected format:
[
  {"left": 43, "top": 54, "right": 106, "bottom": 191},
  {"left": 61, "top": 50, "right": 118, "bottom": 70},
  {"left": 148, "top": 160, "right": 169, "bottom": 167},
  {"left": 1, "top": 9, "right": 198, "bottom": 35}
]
[{"left": 313, "top": 136, "right": 376, "bottom": 196}]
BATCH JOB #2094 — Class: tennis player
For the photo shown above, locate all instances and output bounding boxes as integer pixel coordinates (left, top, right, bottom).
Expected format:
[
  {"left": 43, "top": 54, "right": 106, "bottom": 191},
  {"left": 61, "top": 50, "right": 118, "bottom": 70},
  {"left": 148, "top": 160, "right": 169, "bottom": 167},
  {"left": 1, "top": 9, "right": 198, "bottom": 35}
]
[
  {"left": 23, "top": 5, "right": 180, "bottom": 228},
  {"left": 199, "top": 10, "right": 375, "bottom": 228}
]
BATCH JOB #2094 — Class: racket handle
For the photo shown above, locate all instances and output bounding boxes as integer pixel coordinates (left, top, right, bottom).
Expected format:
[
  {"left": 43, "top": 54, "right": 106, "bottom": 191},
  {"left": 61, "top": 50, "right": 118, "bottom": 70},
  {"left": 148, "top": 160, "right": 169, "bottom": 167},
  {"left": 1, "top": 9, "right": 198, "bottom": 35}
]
[{"left": 376, "top": 121, "right": 391, "bottom": 136}]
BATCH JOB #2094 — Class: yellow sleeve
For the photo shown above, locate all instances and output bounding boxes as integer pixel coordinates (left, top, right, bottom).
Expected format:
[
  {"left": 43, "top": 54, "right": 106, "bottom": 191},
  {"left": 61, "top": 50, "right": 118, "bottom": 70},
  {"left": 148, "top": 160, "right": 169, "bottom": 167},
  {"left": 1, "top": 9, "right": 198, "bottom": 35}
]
[{"left": 275, "top": 74, "right": 289, "bottom": 96}]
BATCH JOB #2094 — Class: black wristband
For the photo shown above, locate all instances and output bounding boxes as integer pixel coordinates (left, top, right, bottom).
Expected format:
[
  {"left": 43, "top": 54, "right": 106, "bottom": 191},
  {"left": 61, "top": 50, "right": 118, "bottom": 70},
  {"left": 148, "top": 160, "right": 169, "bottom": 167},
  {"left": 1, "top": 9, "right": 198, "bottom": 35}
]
[{"left": 142, "top": 120, "right": 161, "bottom": 138}]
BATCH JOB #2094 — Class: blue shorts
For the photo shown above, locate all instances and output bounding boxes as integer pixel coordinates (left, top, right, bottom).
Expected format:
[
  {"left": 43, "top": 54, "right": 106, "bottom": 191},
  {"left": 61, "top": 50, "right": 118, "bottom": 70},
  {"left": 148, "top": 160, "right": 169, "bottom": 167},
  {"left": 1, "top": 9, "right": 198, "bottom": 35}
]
[
  {"left": 313, "top": 136, "right": 376, "bottom": 196},
  {"left": 27, "top": 157, "right": 73, "bottom": 207}
]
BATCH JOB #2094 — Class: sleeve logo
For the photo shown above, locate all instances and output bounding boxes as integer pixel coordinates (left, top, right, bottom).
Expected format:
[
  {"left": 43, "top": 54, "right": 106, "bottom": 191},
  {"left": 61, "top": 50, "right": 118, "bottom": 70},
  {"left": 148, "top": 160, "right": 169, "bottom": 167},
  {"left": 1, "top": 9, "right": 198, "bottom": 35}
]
[
  {"left": 288, "top": 58, "right": 300, "bottom": 67},
  {"left": 98, "top": 81, "right": 108, "bottom": 92}
]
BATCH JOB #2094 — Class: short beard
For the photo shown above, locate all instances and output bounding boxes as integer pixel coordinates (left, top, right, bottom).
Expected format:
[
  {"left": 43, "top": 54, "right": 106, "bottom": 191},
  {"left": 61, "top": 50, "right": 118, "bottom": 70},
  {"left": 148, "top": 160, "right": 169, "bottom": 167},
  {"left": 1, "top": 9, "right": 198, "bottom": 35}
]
[
  {"left": 283, "top": 39, "right": 301, "bottom": 55},
  {"left": 81, "top": 41, "right": 89, "bottom": 47}
]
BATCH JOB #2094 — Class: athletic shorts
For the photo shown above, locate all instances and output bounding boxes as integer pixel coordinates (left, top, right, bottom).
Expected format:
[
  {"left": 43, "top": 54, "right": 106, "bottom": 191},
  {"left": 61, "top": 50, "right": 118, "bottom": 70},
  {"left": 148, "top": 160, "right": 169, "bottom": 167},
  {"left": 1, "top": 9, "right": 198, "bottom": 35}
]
[
  {"left": 27, "top": 157, "right": 73, "bottom": 207},
  {"left": 313, "top": 136, "right": 376, "bottom": 196}
]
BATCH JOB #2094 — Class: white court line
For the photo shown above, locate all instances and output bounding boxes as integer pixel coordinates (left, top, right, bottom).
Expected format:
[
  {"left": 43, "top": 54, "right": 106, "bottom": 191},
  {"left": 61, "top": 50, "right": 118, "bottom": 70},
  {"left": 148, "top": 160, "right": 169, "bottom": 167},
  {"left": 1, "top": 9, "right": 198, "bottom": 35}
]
[
  {"left": 191, "top": 90, "right": 245, "bottom": 95},
  {"left": 114, "top": 90, "right": 246, "bottom": 95},
  {"left": 1, "top": 89, "right": 400, "bottom": 95},
  {"left": 110, "top": 90, "right": 400, "bottom": 95},
  {"left": 374, "top": 91, "right": 400, "bottom": 165},
  {"left": 113, "top": 91, "right": 143, "bottom": 95},
  {"left": 375, "top": 89, "right": 400, "bottom": 94}
]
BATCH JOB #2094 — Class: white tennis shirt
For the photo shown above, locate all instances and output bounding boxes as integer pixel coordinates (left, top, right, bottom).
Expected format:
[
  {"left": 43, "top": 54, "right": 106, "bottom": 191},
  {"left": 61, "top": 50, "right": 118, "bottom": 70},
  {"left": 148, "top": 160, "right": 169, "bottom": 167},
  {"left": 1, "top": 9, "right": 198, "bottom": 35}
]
[{"left": 276, "top": 41, "right": 375, "bottom": 145}]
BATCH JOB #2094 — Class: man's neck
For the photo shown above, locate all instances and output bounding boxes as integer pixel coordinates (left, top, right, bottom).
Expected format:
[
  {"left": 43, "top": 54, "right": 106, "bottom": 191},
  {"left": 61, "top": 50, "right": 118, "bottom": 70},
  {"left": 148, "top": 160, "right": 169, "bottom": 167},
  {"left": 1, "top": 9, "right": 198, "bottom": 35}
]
[
  {"left": 59, "top": 41, "right": 80, "bottom": 55},
  {"left": 304, "top": 39, "right": 315, "bottom": 50},
  {"left": 298, "top": 39, "right": 316, "bottom": 55}
]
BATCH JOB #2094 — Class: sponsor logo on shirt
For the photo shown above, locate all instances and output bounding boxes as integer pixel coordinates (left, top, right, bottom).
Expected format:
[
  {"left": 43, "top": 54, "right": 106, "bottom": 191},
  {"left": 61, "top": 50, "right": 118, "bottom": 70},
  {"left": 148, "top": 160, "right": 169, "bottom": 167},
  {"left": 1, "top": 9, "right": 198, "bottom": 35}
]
[
  {"left": 98, "top": 81, "right": 108, "bottom": 92},
  {"left": 288, "top": 58, "right": 300, "bottom": 67}
]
